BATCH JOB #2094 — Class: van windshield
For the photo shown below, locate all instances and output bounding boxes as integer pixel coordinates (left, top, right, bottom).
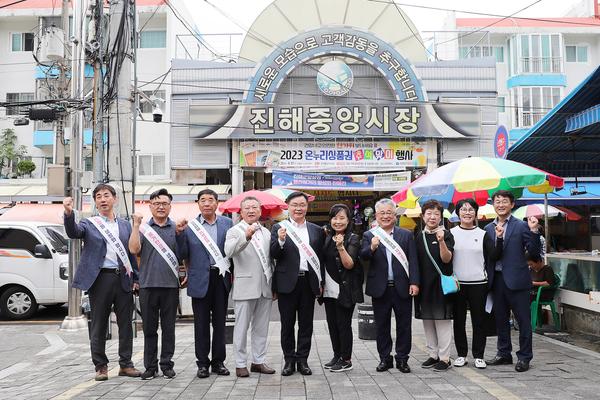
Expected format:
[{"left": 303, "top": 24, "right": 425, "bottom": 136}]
[{"left": 40, "top": 225, "right": 69, "bottom": 254}]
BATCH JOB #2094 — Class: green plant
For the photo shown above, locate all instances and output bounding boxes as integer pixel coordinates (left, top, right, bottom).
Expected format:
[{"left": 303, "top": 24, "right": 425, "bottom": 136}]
[
  {"left": 0, "top": 128, "right": 28, "bottom": 178},
  {"left": 17, "top": 160, "right": 36, "bottom": 177}
]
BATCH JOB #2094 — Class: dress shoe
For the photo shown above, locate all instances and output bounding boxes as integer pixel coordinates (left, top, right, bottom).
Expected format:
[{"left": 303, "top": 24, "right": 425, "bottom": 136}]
[
  {"left": 281, "top": 361, "right": 295, "bottom": 376},
  {"left": 141, "top": 369, "right": 158, "bottom": 380},
  {"left": 515, "top": 360, "right": 530, "bottom": 372},
  {"left": 376, "top": 358, "right": 394, "bottom": 372},
  {"left": 196, "top": 366, "right": 210, "bottom": 378},
  {"left": 250, "top": 363, "right": 276, "bottom": 374},
  {"left": 297, "top": 361, "right": 312, "bottom": 375},
  {"left": 397, "top": 359, "right": 411, "bottom": 373},
  {"left": 236, "top": 367, "right": 250, "bottom": 377},
  {"left": 211, "top": 362, "right": 230, "bottom": 376},
  {"left": 95, "top": 365, "right": 108, "bottom": 381},
  {"left": 486, "top": 355, "right": 513, "bottom": 366},
  {"left": 118, "top": 367, "right": 142, "bottom": 377}
]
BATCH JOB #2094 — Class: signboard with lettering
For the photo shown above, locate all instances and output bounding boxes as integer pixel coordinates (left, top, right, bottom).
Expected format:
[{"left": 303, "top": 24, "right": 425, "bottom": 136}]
[
  {"left": 240, "top": 140, "right": 427, "bottom": 171},
  {"left": 272, "top": 170, "right": 411, "bottom": 192},
  {"left": 245, "top": 27, "right": 425, "bottom": 104},
  {"left": 494, "top": 125, "right": 509, "bottom": 159}
]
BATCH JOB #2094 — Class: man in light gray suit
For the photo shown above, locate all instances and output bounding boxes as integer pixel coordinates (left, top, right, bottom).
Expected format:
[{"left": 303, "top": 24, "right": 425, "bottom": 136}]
[{"left": 225, "top": 196, "right": 276, "bottom": 378}]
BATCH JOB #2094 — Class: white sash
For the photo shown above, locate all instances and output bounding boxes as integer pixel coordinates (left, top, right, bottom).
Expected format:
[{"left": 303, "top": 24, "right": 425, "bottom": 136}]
[
  {"left": 139, "top": 223, "right": 179, "bottom": 279},
  {"left": 280, "top": 220, "right": 321, "bottom": 284},
  {"left": 188, "top": 218, "right": 230, "bottom": 276},
  {"left": 371, "top": 226, "right": 409, "bottom": 278},
  {"left": 89, "top": 216, "right": 132, "bottom": 277},
  {"left": 235, "top": 222, "right": 272, "bottom": 282}
]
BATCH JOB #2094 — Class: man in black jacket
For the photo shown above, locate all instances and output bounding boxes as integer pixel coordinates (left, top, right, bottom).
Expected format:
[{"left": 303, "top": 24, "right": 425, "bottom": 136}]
[
  {"left": 360, "top": 198, "right": 419, "bottom": 373},
  {"left": 270, "top": 192, "right": 325, "bottom": 376}
]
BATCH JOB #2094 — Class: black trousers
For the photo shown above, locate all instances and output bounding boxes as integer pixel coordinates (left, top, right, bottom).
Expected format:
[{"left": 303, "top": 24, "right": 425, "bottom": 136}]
[
  {"left": 88, "top": 269, "right": 134, "bottom": 370},
  {"left": 453, "top": 283, "right": 488, "bottom": 359},
  {"left": 493, "top": 272, "right": 533, "bottom": 362},
  {"left": 372, "top": 286, "right": 412, "bottom": 362},
  {"left": 191, "top": 269, "right": 228, "bottom": 369},
  {"left": 277, "top": 275, "right": 315, "bottom": 363},
  {"left": 139, "top": 287, "right": 179, "bottom": 372},
  {"left": 324, "top": 298, "right": 355, "bottom": 361}
]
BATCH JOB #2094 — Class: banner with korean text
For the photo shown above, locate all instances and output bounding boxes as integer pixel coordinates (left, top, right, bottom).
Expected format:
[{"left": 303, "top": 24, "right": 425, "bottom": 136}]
[
  {"left": 240, "top": 140, "right": 427, "bottom": 172},
  {"left": 272, "top": 170, "right": 411, "bottom": 192}
]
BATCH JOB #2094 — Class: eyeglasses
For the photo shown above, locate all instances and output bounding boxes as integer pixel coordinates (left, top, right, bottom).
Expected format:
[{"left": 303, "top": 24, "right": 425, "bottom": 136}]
[
  {"left": 376, "top": 211, "right": 395, "bottom": 216},
  {"left": 150, "top": 202, "right": 171, "bottom": 208},
  {"left": 459, "top": 208, "right": 476, "bottom": 214}
]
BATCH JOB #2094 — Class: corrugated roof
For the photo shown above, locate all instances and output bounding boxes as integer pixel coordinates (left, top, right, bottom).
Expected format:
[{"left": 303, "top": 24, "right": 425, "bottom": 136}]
[
  {"left": 456, "top": 17, "right": 600, "bottom": 28},
  {"left": 507, "top": 65, "right": 600, "bottom": 178}
]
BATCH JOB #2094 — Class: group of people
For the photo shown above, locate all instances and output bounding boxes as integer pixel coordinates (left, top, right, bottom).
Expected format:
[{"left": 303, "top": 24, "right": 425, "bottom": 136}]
[{"left": 63, "top": 183, "right": 542, "bottom": 382}]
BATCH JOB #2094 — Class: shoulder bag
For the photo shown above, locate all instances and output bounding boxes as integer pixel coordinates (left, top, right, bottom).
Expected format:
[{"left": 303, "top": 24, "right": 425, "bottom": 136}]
[{"left": 422, "top": 231, "right": 459, "bottom": 295}]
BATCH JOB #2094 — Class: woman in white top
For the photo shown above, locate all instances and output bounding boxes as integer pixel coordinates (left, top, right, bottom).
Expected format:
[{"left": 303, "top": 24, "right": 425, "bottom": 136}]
[{"left": 450, "top": 199, "right": 502, "bottom": 369}]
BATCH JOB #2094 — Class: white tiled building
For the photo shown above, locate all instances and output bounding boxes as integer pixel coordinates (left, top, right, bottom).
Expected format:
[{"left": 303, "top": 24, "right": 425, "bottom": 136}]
[{"left": 0, "top": 0, "right": 189, "bottom": 182}]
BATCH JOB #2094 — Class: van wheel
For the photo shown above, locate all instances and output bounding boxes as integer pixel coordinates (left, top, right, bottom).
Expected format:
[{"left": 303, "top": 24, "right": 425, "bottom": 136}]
[{"left": 0, "top": 286, "right": 38, "bottom": 320}]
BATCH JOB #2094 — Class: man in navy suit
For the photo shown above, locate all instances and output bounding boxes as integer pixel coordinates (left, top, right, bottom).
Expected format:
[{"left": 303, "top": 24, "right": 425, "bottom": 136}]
[
  {"left": 63, "top": 184, "right": 141, "bottom": 381},
  {"left": 360, "top": 198, "right": 419, "bottom": 373},
  {"left": 176, "top": 189, "right": 233, "bottom": 378},
  {"left": 270, "top": 192, "right": 325, "bottom": 376},
  {"left": 485, "top": 190, "right": 541, "bottom": 372}
]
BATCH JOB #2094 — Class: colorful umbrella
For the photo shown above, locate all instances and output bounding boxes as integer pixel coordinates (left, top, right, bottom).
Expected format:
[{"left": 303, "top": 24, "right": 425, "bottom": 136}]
[
  {"left": 477, "top": 204, "right": 497, "bottom": 220},
  {"left": 265, "top": 188, "right": 315, "bottom": 202},
  {"left": 392, "top": 157, "right": 564, "bottom": 208},
  {"left": 513, "top": 204, "right": 564, "bottom": 220},
  {"left": 218, "top": 190, "right": 287, "bottom": 214},
  {"left": 402, "top": 206, "right": 451, "bottom": 219}
]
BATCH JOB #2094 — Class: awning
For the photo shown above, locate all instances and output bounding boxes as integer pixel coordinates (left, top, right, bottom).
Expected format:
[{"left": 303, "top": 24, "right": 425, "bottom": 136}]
[
  {"left": 507, "top": 66, "right": 600, "bottom": 177},
  {"left": 517, "top": 181, "right": 600, "bottom": 206},
  {"left": 555, "top": 206, "right": 583, "bottom": 221},
  {"left": 0, "top": 202, "right": 211, "bottom": 225}
]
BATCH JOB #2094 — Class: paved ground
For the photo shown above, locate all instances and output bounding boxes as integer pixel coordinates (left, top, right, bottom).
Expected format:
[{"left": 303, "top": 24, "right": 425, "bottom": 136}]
[{"left": 2, "top": 313, "right": 600, "bottom": 400}]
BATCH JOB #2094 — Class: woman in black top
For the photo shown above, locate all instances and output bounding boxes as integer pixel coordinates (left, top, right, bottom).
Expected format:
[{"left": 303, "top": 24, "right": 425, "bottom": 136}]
[
  {"left": 322, "top": 204, "right": 363, "bottom": 373},
  {"left": 415, "top": 200, "right": 455, "bottom": 371}
]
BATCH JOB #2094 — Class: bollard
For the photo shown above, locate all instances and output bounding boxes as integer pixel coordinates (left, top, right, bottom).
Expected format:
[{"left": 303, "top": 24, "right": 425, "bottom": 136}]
[
  {"left": 357, "top": 303, "right": 377, "bottom": 340},
  {"left": 225, "top": 307, "right": 235, "bottom": 344}
]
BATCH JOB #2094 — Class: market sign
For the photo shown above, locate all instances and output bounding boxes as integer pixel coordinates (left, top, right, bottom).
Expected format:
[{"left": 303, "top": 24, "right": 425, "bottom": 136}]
[
  {"left": 245, "top": 27, "right": 425, "bottom": 104},
  {"left": 272, "top": 170, "right": 411, "bottom": 192},
  {"left": 240, "top": 140, "right": 427, "bottom": 171}
]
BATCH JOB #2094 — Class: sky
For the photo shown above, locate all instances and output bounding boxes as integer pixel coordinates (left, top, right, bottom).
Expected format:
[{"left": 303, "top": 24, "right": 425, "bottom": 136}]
[{"left": 181, "top": 0, "right": 590, "bottom": 40}]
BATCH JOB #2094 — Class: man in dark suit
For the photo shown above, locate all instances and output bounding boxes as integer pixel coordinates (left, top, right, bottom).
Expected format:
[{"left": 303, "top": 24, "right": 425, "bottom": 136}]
[
  {"left": 176, "top": 189, "right": 233, "bottom": 378},
  {"left": 360, "top": 198, "right": 419, "bottom": 373},
  {"left": 484, "top": 190, "right": 541, "bottom": 373},
  {"left": 63, "top": 184, "right": 141, "bottom": 381},
  {"left": 270, "top": 192, "right": 325, "bottom": 376}
]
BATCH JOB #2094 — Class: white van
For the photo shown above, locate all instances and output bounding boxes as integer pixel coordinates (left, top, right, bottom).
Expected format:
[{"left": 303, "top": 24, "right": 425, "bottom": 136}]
[{"left": 0, "top": 221, "right": 69, "bottom": 320}]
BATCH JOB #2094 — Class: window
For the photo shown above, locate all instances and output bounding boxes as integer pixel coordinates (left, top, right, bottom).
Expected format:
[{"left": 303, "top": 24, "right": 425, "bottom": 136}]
[
  {"left": 11, "top": 32, "right": 34, "bottom": 51},
  {"left": 514, "top": 34, "right": 562, "bottom": 73},
  {"left": 5, "top": 93, "right": 34, "bottom": 116},
  {"left": 497, "top": 96, "right": 506, "bottom": 113},
  {"left": 458, "top": 45, "right": 504, "bottom": 62},
  {"left": 140, "top": 90, "right": 166, "bottom": 113},
  {"left": 137, "top": 154, "right": 166, "bottom": 176},
  {"left": 512, "top": 87, "right": 561, "bottom": 127},
  {"left": 39, "top": 226, "right": 68, "bottom": 253},
  {"left": 139, "top": 30, "right": 166, "bottom": 48},
  {"left": 566, "top": 45, "right": 588, "bottom": 62},
  {"left": 0, "top": 228, "right": 41, "bottom": 255}
]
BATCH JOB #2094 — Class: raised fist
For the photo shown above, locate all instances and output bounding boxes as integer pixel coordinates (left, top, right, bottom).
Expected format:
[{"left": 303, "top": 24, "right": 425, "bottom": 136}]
[
  {"left": 63, "top": 197, "right": 73, "bottom": 215},
  {"left": 435, "top": 228, "right": 445, "bottom": 242},
  {"left": 278, "top": 227, "right": 287, "bottom": 242},
  {"left": 131, "top": 213, "right": 143, "bottom": 226},
  {"left": 528, "top": 216, "right": 540, "bottom": 233},
  {"left": 495, "top": 222, "right": 505, "bottom": 239},
  {"left": 370, "top": 236, "right": 380, "bottom": 252},
  {"left": 176, "top": 218, "right": 188, "bottom": 235}
]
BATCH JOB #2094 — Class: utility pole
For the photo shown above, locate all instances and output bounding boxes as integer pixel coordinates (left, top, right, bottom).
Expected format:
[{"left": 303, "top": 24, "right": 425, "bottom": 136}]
[
  {"left": 92, "top": 0, "right": 105, "bottom": 184},
  {"left": 107, "top": 0, "right": 134, "bottom": 217},
  {"left": 60, "top": 0, "right": 88, "bottom": 331},
  {"left": 53, "top": 0, "right": 70, "bottom": 166}
]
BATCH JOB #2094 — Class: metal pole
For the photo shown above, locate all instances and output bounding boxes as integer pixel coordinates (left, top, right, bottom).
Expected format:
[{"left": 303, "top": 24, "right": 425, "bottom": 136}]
[
  {"left": 107, "top": 0, "right": 134, "bottom": 218},
  {"left": 544, "top": 193, "right": 550, "bottom": 258},
  {"left": 61, "top": 0, "right": 88, "bottom": 331}
]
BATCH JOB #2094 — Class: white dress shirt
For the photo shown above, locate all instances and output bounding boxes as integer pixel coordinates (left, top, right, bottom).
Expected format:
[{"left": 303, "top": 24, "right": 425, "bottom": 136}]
[
  {"left": 100, "top": 215, "right": 119, "bottom": 269},
  {"left": 279, "top": 219, "right": 310, "bottom": 272}
]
